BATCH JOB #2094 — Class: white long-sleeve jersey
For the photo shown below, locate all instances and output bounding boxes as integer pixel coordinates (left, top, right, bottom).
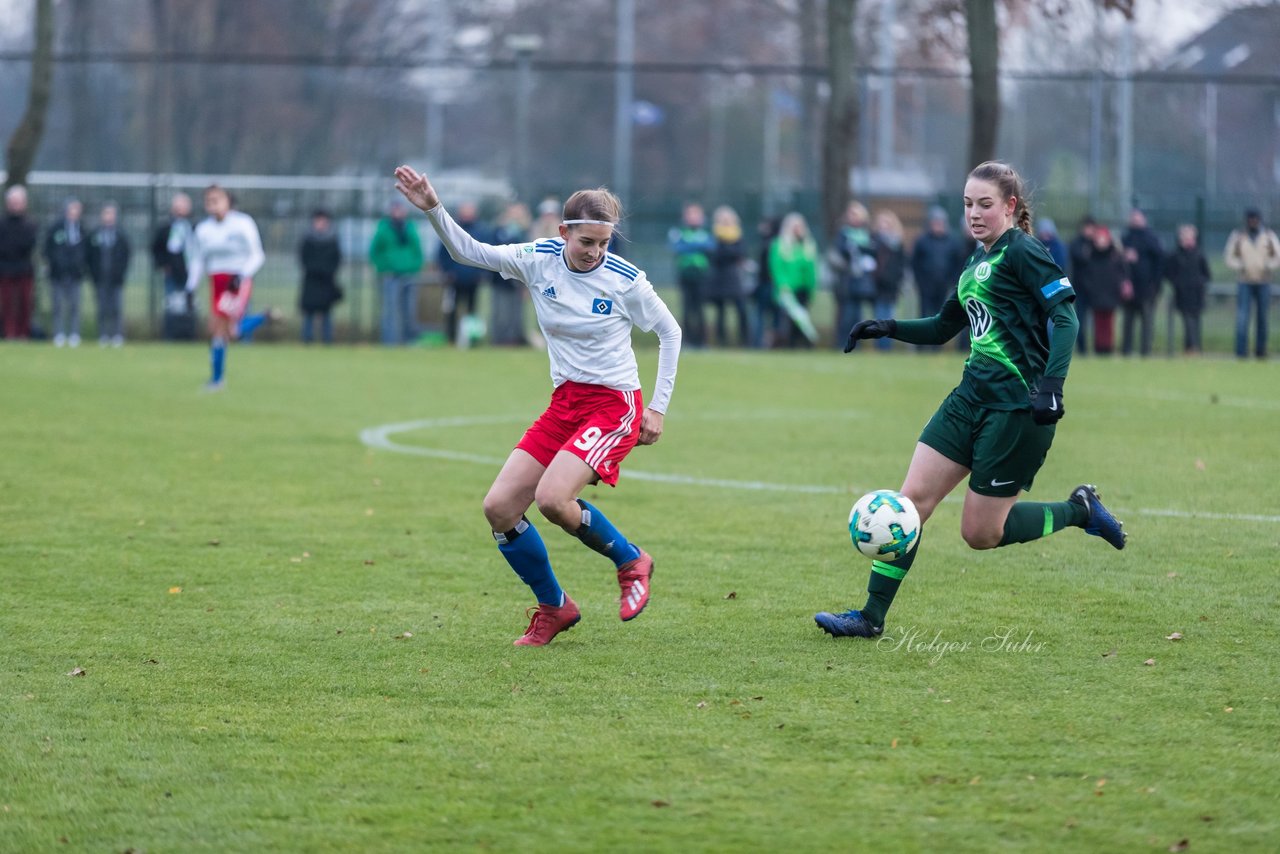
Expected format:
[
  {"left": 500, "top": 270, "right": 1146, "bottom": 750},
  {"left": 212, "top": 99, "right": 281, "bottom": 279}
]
[
  {"left": 425, "top": 204, "right": 681, "bottom": 413},
  {"left": 186, "top": 210, "right": 265, "bottom": 290}
]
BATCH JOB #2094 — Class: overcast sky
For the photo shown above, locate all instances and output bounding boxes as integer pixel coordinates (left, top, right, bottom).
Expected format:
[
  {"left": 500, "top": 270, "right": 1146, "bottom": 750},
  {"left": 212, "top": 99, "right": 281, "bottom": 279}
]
[
  {"left": 1133, "top": 0, "right": 1244, "bottom": 53},
  {"left": 0, "top": 0, "right": 1261, "bottom": 60}
]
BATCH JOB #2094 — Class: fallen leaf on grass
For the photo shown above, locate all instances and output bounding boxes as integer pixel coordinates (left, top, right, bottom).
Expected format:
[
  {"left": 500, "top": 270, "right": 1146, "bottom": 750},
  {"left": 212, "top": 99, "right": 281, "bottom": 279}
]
[
  {"left": 1168, "top": 839, "right": 1190, "bottom": 852},
  {"left": 652, "top": 800, "right": 670, "bottom": 808},
  {"left": 1166, "top": 633, "right": 1183, "bottom": 641},
  {"left": 365, "top": 508, "right": 375, "bottom": 516},
  {"left": 168, "top": 586, "right": 182, "bottom": 594},
  {"left": 1144, "top": 659, "right": 1157, "bottom": 666},
  {"left": 1166, "top": 572, "right": 1179, "bottom": 578},
  {"left": 143, "top": 659, "right": 159, "bottom": 665},
  {"left": 1194, "top": 459, "right": 1206, "bottom": 471},
  {"left": 363, "top": 560, "right": 375, "bottom": 566},
  {"left": 67, "top": 668, "right": 86, "bottom": 677},
  {"left": 1224, "top": 707, "right": 1233, "bottom": 713},
  {"left": 393, "top": 632, "right": 414, "bottom": 640},
  {"left": 891, "top": 739, "right": 899, "bottom": 749},
  {"left": 723, "top": 591, "right": 737, "bottom": 600},
  {"left": 207, "top": 539, "right": 220, "bottom": 547},
  {"left": 1200, "top": 816, "right": 1214, "bottom": 822},
  {"left": 696, "top": 702, "right": 707, "bottom": 709},
  {"left": 1102, "top": 648, "right": 1118, "bottom": 658},
  {"left": 1096, "top": 778, "right": 1107, "bottom": 788}
]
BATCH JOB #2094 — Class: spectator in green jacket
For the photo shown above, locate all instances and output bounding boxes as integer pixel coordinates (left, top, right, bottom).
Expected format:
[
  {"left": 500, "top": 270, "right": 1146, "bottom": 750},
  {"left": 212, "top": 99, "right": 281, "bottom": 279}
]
[
  {"left": 668, "top": 202, "right": 713, "bottom": 348},
  {"left": 769, "top": 212, "right": 819, "bottom": 348},
  {"left": 369, "top": 200, "right": 424, "bottom": 345}
]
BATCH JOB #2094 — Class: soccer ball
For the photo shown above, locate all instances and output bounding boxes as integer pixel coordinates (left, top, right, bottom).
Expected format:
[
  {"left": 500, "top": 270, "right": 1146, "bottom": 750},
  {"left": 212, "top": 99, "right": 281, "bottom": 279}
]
[{"left": 849, "top": 489, "right": 920, "bottom": 561}]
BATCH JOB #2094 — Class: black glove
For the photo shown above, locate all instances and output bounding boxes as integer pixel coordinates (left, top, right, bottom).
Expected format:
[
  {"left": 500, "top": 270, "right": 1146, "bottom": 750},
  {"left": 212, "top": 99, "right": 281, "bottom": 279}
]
[
  {"left": 1031, "top": 376, "right": 1065, "bottom": 425},
  {"left": 226, "top": 274, "right": 242, "bottom": 294},
  {"left": 844, "top": 319, "right": 896, "bottom": 353}
]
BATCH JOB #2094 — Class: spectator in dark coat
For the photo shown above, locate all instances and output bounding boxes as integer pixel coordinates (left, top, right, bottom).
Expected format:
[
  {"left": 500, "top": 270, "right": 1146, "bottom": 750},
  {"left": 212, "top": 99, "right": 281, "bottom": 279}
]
[
  {"left": 1036, "top": 217, "right": 1069, "bottom": 270},
  {"left": 45, "top": 197, "right": 87, "bottom": 347},
  {"left": 1068, "top": 216, "right": 1097, "bottom": 353},
  {"left": 751, "top": 216, "right": 780, "bottom": 349},
  {"left": 489, "top": 202, "right": 531, "bottom": 346},
  {"left": 86, "top": 202, "right": 131, "bottom": 346},
  {"left": 870, "top": 209, "right": 907, "bottom": 351},
  {"left": 707, "top": 205, "right": 749, "bottom": 347},
  {"left": 0, "top": 184, "right": 39, "bottom": 340},
  {"left": 437, "top": 201, "right": 489, "bottom": 346},
  {"left": 1081, "top": 225, "right": 1126, "bottom": 355},
  {"left": 1164, "top": 224, "right": 1211, "bottom": 356},
  {"left": 910, "top": 206, "right": 968, "bottom": 349},
  {"left": 151, "top": 192, "right": 193, "bottom": 298},
  {"left": 1120, "top": 208, "right": 1163, "bottom": 356},
  {"left": 831, "top": 201, "right": 875, "bottom": 350},
  {"left": 298, "top": 209, "right": 343, "bottom": 345}
]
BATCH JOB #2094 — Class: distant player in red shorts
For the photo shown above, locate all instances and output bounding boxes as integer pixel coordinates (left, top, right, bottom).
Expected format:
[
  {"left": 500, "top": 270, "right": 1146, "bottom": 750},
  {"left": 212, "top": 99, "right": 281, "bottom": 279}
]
[
  {"left": 395, "top": 164, "right": 682, "bottom": 646},
  {"left": 184, "top": 185, "right": 265, "bottom": 391}
]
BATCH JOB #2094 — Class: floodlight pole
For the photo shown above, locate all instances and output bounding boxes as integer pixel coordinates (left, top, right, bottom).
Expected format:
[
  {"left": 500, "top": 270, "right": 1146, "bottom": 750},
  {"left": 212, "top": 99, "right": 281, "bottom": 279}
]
[
  {"left": 876, "top": 0, "right": 897, "bottom": 170},
  {"left": 613, "top": 0, "right": 635, "bottom": 204},
  {"left": 1116, "top": 19, "right": 1134, "bottom": 214},
  {"left": 506, "top": 34, "right": 543, "bottom": 204}
]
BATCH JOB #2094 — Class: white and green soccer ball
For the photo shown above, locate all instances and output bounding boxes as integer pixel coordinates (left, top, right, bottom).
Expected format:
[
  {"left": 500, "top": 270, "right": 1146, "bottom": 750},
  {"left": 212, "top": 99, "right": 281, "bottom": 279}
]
[{"left": 849, "top": 489, "right": 920, "bottom": 561}]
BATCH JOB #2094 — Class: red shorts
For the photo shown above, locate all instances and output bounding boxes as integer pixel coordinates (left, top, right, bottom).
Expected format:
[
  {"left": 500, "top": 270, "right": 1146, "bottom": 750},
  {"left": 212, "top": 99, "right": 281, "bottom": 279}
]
[
  {"left": 210, "top": 273, "right": 253, "bottom": 319},
  {"left": 515, "top": 381, "right": 643, "bottom": 487}
]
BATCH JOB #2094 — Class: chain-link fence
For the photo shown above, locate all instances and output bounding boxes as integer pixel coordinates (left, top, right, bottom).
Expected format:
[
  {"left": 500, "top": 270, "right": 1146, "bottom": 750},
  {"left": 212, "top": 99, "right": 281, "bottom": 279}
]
[{"left": 3, "top": 52, "right": 1278, "bottom": 349}]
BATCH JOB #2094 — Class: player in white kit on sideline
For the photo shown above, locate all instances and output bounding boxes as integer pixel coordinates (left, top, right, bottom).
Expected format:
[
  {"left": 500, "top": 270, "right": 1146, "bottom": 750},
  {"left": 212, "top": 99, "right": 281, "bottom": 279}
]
[{"left": 185, "top": 185, "right": 265, "bottom": 391}]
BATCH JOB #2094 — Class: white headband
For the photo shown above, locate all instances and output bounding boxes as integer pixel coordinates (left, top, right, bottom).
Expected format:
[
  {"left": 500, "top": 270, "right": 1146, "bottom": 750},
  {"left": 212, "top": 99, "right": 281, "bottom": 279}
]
[{"left": 561, "top": 219, "right": 615, "bottom": 227}]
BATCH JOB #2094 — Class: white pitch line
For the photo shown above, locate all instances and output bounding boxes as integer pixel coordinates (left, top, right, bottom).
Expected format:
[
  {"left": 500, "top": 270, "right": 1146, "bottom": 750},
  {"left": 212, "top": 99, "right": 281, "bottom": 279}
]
[{"left": 359, "top": 417, "right": 1280, "bottom": 523}]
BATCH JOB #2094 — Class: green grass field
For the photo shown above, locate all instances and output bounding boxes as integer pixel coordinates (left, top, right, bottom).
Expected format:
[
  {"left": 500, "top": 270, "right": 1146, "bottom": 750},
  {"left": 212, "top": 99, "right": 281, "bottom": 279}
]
[{"left": 2, "top": 342, "right": 1278, "bottom": 852}]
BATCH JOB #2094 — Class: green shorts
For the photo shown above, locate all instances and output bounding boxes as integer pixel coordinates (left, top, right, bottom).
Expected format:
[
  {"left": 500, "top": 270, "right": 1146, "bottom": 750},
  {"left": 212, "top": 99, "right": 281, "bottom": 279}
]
[{"left": 918, "top": 390, "right": 1056, "bottom": 497}]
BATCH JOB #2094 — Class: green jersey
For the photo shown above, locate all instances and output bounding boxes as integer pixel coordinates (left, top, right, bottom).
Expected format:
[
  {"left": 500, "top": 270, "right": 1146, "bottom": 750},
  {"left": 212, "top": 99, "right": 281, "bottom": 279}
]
[{"left": 948, "top": 228, "right": 1073, "bottom": 409}]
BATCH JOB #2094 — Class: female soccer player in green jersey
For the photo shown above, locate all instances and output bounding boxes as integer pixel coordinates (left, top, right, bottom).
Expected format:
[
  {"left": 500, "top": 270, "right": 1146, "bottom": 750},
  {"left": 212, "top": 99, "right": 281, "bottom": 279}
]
[{"left": 816, "top": 161, "right": 1127, "bottom": 639}]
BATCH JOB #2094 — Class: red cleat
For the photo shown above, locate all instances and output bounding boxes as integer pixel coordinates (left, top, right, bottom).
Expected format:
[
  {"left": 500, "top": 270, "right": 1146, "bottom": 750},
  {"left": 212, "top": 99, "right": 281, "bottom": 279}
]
[
  {"left": 616, "top": 550, "right": 653, "bottom": 621},
  {"left": 513, "top": 595, "right": 581, "bottom": 647}
]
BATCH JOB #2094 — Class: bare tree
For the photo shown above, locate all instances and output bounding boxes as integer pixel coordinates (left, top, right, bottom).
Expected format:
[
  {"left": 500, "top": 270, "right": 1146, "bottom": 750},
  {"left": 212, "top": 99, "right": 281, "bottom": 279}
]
[
  {"left": 5, "top": 0, "right": 54, "bottom": 189},
  {"left": 822, "top": 0, "right": 858, "bottom": 240},
  {"left": 966, "top": 0, "right": 999, "bottom": 168}
]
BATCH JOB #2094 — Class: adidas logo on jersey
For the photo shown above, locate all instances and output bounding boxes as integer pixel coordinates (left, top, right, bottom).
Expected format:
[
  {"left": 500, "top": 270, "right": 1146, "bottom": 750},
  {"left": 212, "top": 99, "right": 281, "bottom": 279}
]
[{"left": 541, "top": 286, "right": 557, "bottom": 300}]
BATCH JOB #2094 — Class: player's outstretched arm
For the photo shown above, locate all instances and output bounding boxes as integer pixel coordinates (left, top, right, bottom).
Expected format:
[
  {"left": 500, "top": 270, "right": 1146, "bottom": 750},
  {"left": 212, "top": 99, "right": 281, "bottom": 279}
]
[{"left": 394, "top": 165, "right": 440, "bottom": 212}]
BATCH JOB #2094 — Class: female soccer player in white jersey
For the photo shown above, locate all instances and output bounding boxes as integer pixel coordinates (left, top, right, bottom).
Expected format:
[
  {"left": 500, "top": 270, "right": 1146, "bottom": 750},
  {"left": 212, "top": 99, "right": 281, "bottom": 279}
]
[
  {"left": 394, "top": 164, "right": 682, "bottom": 647},
  {"left": 185, "top": 185, "right": 265, "bottom": 390}
]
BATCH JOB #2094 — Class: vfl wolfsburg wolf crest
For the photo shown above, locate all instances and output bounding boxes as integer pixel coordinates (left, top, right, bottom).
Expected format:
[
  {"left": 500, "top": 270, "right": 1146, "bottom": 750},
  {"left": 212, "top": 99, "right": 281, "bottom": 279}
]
[{"left": 965, "top": 298, "right": 993, "bottom": 340}]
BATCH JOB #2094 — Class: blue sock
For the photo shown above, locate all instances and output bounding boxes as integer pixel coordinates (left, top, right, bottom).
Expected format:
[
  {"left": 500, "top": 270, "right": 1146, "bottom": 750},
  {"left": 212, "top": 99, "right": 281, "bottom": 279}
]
[
  {"left": 238, "top": 313, "right": 267, "bottom": 341},
  {"left": 572, "top": 499, "right": 641, "bottom": 568},
  {"left": 211, "top": 336, "right": 227, "bottom": 383},
  {"left": 495, "top": 517, "right": 563, "bottom": 606}
]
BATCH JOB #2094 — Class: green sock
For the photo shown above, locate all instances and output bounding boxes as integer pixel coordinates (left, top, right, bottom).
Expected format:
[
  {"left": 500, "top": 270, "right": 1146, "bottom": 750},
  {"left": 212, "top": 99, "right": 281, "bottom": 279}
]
[
  {"left": 860, "top": 529, "right": 922, "bottom": 627},
  {"left": 998, "top": 501, "right": 1088, "bottom": 547}
]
